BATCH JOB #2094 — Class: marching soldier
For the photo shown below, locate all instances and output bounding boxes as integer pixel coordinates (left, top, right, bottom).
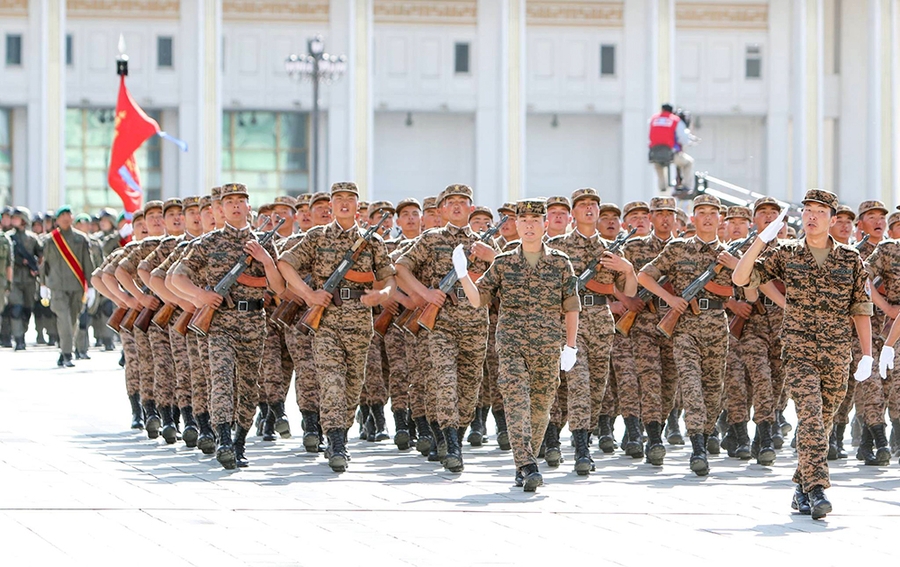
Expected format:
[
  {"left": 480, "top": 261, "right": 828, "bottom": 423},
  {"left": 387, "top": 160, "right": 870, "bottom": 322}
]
[{"left": 6, "top": 207, "right": 42, "bottom": 351}]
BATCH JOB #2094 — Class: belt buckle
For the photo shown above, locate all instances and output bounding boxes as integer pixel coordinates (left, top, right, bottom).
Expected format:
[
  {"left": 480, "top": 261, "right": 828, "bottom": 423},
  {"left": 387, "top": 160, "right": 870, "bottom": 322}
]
[
  {"left": 237, "top": 300, "right": 249, "bottom": 312},
  {"left": 583, "top": 294, "right": 595, "bottom": 307},
  {"left": 340, "top": 288, "right": 351, "bottom": 301},
  {"left": 456, "top": 288, "right": 466, "bottom": 300},
  {"left": 698, "top": 298, "right": 709, "bottom": 310},
  {"left": 763, "top": 297, "right": 774, "bottom": 307}
]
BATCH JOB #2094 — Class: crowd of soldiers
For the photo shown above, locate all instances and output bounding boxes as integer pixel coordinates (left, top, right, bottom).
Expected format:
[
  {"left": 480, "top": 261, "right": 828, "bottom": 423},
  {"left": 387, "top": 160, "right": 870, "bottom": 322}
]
[{"left": 3, "top": 182, "right": 895, "bottom": 518}]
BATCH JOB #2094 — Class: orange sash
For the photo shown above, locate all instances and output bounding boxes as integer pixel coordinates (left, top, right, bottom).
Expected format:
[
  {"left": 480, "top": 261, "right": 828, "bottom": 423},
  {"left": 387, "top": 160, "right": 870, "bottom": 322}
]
[{"left": 50, "top": 229, "right": 87, "bottom": 292}]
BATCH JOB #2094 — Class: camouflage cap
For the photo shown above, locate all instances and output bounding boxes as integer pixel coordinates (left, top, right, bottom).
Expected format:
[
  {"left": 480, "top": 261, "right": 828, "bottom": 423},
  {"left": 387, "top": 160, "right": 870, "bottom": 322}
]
[
  {"left": 888, "top": 210, "right": 900, "bottom": 228},
  {"left": 835, "top": 204, "right": 856, "bottom": 221},
  {"left": 516, "top": 199, "right": 547, "bottom": 216},
  {"left": 295, "top": 193, "right": 312, "bottom": 208},
  {"left": 858, "top": 199, "right": 889, "bottom": 217},
  {"left": 310, "top": 191, "right": 331, "bottom": 206},
  {"left": 497, "top": 202, "right": 517, "bottom": 214},
  {"left": 440, "top": 184, "right": 474, "bottom": 205},
  {"left": 182, "top": 196, "right": 201, "bottom": 210},
  {"left": 331, "top": 181, "right": 359, "bottom": 197},
  {"left": 273, "top": 195, "right": 297, "bottom": 211},
  {"left": 801, "top": 189, "right": 838, "bottom": 210},
  {"left": 650, "top": 196, "right": 677, "bottom": 212},
  {"left": 469, "top": 205, "right": 493, "bottom": 220},
  {"left": 725, "top": 206, "right": 752, "bottom": 221},
  {"left": 132, "top": 210, "right": 144, "bottom": 222},
  {"left": 257, "top": 203, "right": 273, "bottom": 215},
  {"left": 546, "top": 196, "right": 571, "bottom": 211},
  {"left": 396, "top": 197, "right": 421, "bottom": 214},
  {"left": 367, "top": 200, "right": 396, "bottom": 218},
  {"left": 692, "top": 193, "right": 722, "bottom": 212},
  {"left": 675, "top": 209, "right": 689, "bottom": 226},
  {"left": 199, "top": 196, "right": 212, "bottom": 210},
  {"left": 753, "top": 196, "right": 782, "bottom": 214},
  {"left": 423, "top": 196, "right": 438, "bottom": 210},
  {"left": 162, "top": 198, "right": 183, "bottom": 214},
  {"left": 786, "top": 226, "right": 798, "bottom": 238},
  {"left": 221, "top": 182, "right": 249, "bottom": 199},
  {"left": 210, "top": 186, "right": 223, "bottom": 201},
  {"left": 718, "top": 205, "right": 728, "bottom": 215},
  {"left": 571, "top": 187, "right": 601, "bottom": 205},
  {"left": 623, "top": 201, "right": 650, "bottom": 217},
  {"left": 357, "top": 201, "right": 369, "bottom": 211},
  {"left": 143, "top": 200, "right": 164, "bottom": 215},
  {"left": 598, "top": 202, "right": 621, "bottom": 217}
]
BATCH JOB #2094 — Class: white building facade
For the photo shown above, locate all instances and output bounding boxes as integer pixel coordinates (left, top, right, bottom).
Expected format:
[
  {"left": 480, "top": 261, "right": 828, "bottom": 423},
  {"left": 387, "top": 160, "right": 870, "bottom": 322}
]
[{"left": 0, "top": 0, "right": 898, "bottom": 214}]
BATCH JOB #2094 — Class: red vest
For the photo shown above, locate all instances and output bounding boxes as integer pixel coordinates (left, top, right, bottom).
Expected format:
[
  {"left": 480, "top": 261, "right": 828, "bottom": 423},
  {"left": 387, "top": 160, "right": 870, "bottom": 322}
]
[{"left": 649, "top": 112, "right": 679, "bottom": 148}]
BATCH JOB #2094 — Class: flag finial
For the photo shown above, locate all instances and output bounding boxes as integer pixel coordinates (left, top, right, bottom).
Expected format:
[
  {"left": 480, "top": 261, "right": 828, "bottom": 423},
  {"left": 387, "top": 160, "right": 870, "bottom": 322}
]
[{"left": 116, "top": 34, "right": 128, "bottom": 76}]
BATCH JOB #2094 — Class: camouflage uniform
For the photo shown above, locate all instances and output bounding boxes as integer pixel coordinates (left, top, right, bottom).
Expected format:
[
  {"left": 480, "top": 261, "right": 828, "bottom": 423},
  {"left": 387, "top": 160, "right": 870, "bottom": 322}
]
[
  {"left": 100, "top": 248, "right": 140, "bottom": 396},
  {"left": 863, "top": 238, "right": 900, "bottom": 437},
  {"left": 139, "top": 234, "right": 181, "bottom": 410},
  {"left": 854, "top": 234, "right": 887, "bottom": 427}
]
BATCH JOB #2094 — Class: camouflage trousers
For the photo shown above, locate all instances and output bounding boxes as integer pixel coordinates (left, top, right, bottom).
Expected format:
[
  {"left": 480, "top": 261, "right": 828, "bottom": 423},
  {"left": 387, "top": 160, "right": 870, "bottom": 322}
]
[
  {"left": 426, "top": 317, "right": 488, "bottom": 429},
  {"left": 410, "top": 334, "right": 433, "bottom": 420},
  {"left": 631, "top": 309, "right": 678, "bottom": 424},
  {"left": 121, "top": 329, "right": 141, "bottom": 397},
  {"left": 385, "top": 326, "right": 412, "bottom": 413},
  {"left": 549, "top": 370, "right": 568, "bottom": 428},
  {"left": 851, "top": 335, "right": 888, "bottom": 426},
  {"left": 566, "top": 307, "right": 614, "bottom": 431},
  {"left": 285, "top": 326, "right": 317, "bottom": 412},
  {"left": 723, "top": 333, "right": 752, "bottom": 424},
  {"left": 207, "top": 310, "right": 265, "bottom": 429},
  {"left": 362, "top": 332, "right": 389, "bottom": 405},
  {"left": 134, "top": 328, "right": 156, "bottom": 402},
  {"left": 148, "top": 324, "right": 176, "bottom": 407},
  {"left": 498, "top": 343, "right": 560, "bottom": 469},
  {"left": 787, "top": 346, "right": 851, "bottom": 492},
  {"left": 260, "top": 318, "right": 294, "bottom": 404},
  {"left": 313, "top": 312, "right": 373, "bottom": 432},
  {"left": 477, "top": 310, "right": 503, "bottom": 411},
  {"left": 168, "top": 320, "right": 192, "bottom": 409},
  {"left": 600, "top": 370, "right": 618, "bottom": 417},
  {"left": 192, "top": 334, "right": 211, "bottom": 414},
  {"left": 610, "top": 332, "right": 640, "bottom": 420},
  {"left": 834, "top": 376, "right": 856, "bottom": 425},
  {"left": 672, "top": 311, "right": 728, "bottom": 436},
  {"left": 737, "top": 328, "right": 778, "bottom": 425}
]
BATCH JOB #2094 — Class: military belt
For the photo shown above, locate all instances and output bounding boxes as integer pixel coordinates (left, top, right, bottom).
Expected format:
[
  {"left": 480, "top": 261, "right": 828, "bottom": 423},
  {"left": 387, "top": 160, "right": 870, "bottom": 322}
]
[
  {"left": 223, "top": 298, "right": 265, "bottom": 312},
  {"left": 653, "top": 298, "right": 670, "bottom": 310},
  {"left": 337, "top": 288, "right": 366, "bottom": 301},
  {"left": 580, "top": 293, "right": 608, "bottom": 307},
  {"left": 763, "top": 297, "right": 776, "bottom": 307},
  {"left": 696, "top": 298, "right": 724, "bottom": 311}
]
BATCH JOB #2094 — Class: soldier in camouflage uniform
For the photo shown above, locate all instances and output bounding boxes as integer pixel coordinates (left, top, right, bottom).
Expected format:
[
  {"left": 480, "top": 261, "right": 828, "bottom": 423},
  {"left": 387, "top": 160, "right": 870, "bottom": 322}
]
[
  {"left": 638, "top": 194, "right": 738, "bottom": 476},
  {"left": 458, "top": 198, "right": 580, "bottom": 492},
  {"left": 734, "top": 188, "right": 873, "bottom": 520},
  {"left": 173, "top": 183, "right": 285, "bottom": 470},
  {"left": 6, "top": 207, "right": 42, "bottom": 351},
  {"left": 277, "top": 182, "right": 396, "bottom": 473}
]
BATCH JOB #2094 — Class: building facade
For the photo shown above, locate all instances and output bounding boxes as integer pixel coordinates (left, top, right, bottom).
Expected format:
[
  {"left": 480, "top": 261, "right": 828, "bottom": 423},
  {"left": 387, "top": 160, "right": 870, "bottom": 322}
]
[{"left": 0, "top": 0, "right": 897, "bottom": 214}]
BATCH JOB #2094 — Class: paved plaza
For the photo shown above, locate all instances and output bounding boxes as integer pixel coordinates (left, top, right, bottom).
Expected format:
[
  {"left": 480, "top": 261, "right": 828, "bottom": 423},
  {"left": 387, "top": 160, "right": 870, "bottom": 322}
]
[{"left": 2, "top": 344, "right": 900, "bottom": 566}]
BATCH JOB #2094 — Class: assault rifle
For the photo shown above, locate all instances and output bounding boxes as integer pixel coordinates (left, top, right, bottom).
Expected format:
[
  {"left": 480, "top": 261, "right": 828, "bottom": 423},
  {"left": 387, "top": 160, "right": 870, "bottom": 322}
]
[
  {"left": 270, "top": 276, "right": 312, "bottom": 329},
  {"left": 107, "top": 304, "right": 129, "bottom": 332},
  {"left": 11, "top": 232, "right": 40, "bottom": 275},
  {"left": 615, "top": 275, "right": 669, "bottom": 337},
  {"left": 133, "top": 285, "right": 158, "bottom": 333},
  {"left": 574, "top": 227, "right": 636, "bottom": 294}
]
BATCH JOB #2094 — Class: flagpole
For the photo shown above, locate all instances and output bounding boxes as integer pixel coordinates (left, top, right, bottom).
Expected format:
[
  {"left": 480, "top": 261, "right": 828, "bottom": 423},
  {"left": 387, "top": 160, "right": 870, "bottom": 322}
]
[{"left": 117, "top": 34, "right": 128, "bottom": 77}]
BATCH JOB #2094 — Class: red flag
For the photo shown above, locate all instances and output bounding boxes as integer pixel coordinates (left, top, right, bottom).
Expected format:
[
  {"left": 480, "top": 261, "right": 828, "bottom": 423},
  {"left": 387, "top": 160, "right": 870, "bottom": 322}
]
[{"left": 107, "top": 75, "right": 160, "bottom": 216}]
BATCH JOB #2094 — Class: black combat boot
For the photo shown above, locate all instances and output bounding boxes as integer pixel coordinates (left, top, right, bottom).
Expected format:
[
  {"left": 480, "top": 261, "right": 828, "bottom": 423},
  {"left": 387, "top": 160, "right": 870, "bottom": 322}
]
[
  {"left": 572, "top": 429, "right": 594, "bottom": 475},
  {"left": 771, "top": 420, "right": 784, "bottom": 449},
  {"left": 834, "top": 423, "right": 848, "bottom": 458},
  {"left": 255, "top": 403, "right": 269, "bottom": 437},
  {"left": 597, "top": 414, "right": 616, "bottom": 453},
  {"left": 777, "top": 410, "right": 792, "bottom": 436},
  {"left": 326, "top": 429, "right": 349, "bottom": 472},
  {"left": 300, "top": 411, "right": 321, "bottom": 453},
  {"left": 259, "top": 402, "right": 275, "bottom": 441},
  {"left": 721, "top": 424, "right": 737, "bottom": 457},
  {"left": 14, "top": 336, "right": 25, "bottom": 351},
  {"left": 521, "top": 463, "right": 543, "bottom": 492},
  {"left": 756, "top": 421, "right": 776, "bottom": 465},
  {"left": 104, "top": 338, "right": 116, "bottom": 351},
  {"left": 414, "top": 416, "right": 433, "bottom": 456},
  {"left": 733, "top": 422, "right": 752, "bottom": 460},
  {"left": 827, "top": 428, "right": 839, "bottom": 460},
  {"left": 543, "top": 423, "right": 563, "bottom": 467},
  {"left": 357, "top": 405, "right": 371, "bottom": 440},
  {"left": 62, "top": 353, "right": 75, "bottom": 367},
  {"left": 49, "top": 334, "right": 59, "bottom": 346},
  {"left": 393, "top": 409, "right": 410, "bottom": 450},
  {"left": 233, "top": 424, "right": 250, "bottom": 468},
  {"left": 808, "top": 486, "right": 832, "bottom": 520},
  {"left": 857, "top": 426, "right": 878, "bottom": 465},
  {"left": 891, "top": 418, "right": 900, "bottom": 456},
  {"left": 706, "top": 428, "right": 721, "bottom": 455},
  {"left": 159, "top": 405, "right": 178, "bottom": 444},
  {"left": 407, "top": 409, "right": 417, "bottom": 442},
  {"left": 428, "top": 421, "right": 446, "bottom": 462},
  {"left": 128, "top": 393, "right": 143, "bottom": 430},
  {"left": 716, "top": 409, "right": 728, "bottom": 438},
  {"left": 181, "top": 406, "right": 199, "bottom": 448},
  {"left": 665, "top": 408, "right": 684, "bottom": 445},
  {"left": 515, "top": 467, "right": 525, "bottom": 487},
  {"left": 467, "top": 407, "right": 485, "bottom": 446},
  {"left": 369, "top": 403, "right": 390, "bottom": 442},
  {"left": 268, "top": 401, "right": 290, "bottom": 439},
  {"left": 645, "top": 421, "right": 666, "bottom": 466},
  {"left": 870, "top": 424, "right": 892, "bottom": 465},
  {"left": 479, "top": 406, "right": 491, "bottom": 442},
  {"left": 851, "top": 415, "right": 863, "bottom": 447},
  {"left": 215, "top": 423, "right": 236, "bottom": 470},
  {"left": 791, "top": 485, "right": 811, "bottom": 515},
  {"left": 689, "top": 433, "right": 709, "bottom": 476},
  {"left": 442, "top": 427, "right": 464, "bottom": 472},
  {"left": 623, "top": 416, "right": 644, "bottom": 458},
  {"left": 196, "top": 412, "right": 216, "bottom": 455},
  {"left": 119, "top": 352, "right": 125, "bottom": 367},
  {"left": 493, "top": 410, "right": 511, "bottom": 450},
  {"left": 143, "top": 400, "right": 161, "bottom": 439}
]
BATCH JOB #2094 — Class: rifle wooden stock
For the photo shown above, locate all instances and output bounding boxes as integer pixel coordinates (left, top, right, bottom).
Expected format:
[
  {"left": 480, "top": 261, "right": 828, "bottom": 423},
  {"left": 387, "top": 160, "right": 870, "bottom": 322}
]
[
  {"left": 120, "top": 307, "right": 139, "bottom": 332},
  {"left": 882, "top": 317, "right": 894, "bottom": 340},
  {"left": 152, "top": 302, "right": 177, "bottom": 329},
  {"left": 615, "top": 309, "right": 638, "bottom": 336},
  {"left": 398, "top": 307, "right": 421, "bottom": 336},
  {"left": 416, "top": 302, "right": 441, "bottom": 332},
  {"left": 173, "top": 308, "right": 194, "bottom": 336},
  {"left": 373, "top": 307, "right": 395, "bottom": 337},
  {"left": 271, "top": 298, "right": 303, "bottom": 328},
  {"left": 656, "top": 298, "right": 700, "bottom": 339},
  {"left": 188, "top": 305, "right": 217, "bottom": 337},
  {"left": 299, "top": 304, "right": 325, "bottom": 333},
  {"left": 134, "top": 305, "right": 157, "bottom": 333},
  {"left": 728, "top": 314, "right": 746, "bottom": 339},
  {"left": 107, "top": 305, "right": 128, "bottom": 332}
]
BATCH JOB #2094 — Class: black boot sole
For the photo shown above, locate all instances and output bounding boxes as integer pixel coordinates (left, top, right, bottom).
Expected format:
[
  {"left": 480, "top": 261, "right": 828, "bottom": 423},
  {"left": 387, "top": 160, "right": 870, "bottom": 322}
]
[
  {"left": 523, "top": 472, "right": 543, "bottom": 492},
  {"left": 161, "top": 425, "right": 177, "bottom": 445},
  {"left": 328, "top": 455, "right": 347, "bottom": 472},
  {"left": 827, "top": 444, "right": 838, "bottom": 460},
  {"left": 646, "top": 444, "right": 666, "bottom": 466},
  {"left": 706, "top": 438, "right": 720, "bottom": 455},
  {"left": 690, "top": 457, "right": 709, "bottom": 476},
  {"left": 772, "top": 434, "right": 784, "bottom": 449},
  {"left": 131, "top": 420, "right": 144, "bottom": 430},
  {"left": 443, "top": 455, "right": 464, "bottom": 473},
  {"left": 262, "top": 432, "right": 277, "bottom": 442},
  {"left": 303, "top": 433, "right": 320, "bottom": 453},
  {"left": 182, "top": 426, "right": 199, "bottom": 448},
  {"left": 757, "top": 448, "right": 776, "bottom": 466},
  {"left": 791, "top": 496, "right": 811, "bottom": 515},
  {"left": 735, "top": 445, "right": 752, "bottom": 460},
  {"left": 394, "top": 430, "right": 410, "bottom": 450},
  {"left": 275, "top": 419, "right": 291, "bottom": 439},
  {"left": 497, "top": 432, "right": 511, "bottom": 451},
  {"left": 574, "top": 458, "right": 594, "bottom": 475},
  {"left": 598, "top": 436, "right": 616, "bottom": 453},
  {"left": 374, "top": 432, "right": 390, "bottom": 442},
  {"left": 875, "top": 447, "right": 892, "bottom": 466},
  {"left": 416, "top": 437, "right": 434, "bottom": 456},
  {"left": 146, "top": 417, "right": 161, "bottom": 439},
  {"left": 811, "top": 500, "right": 832, "bottom": 520},
  {"left": 467, "top": 431, "right": 484, "bottom": 446},
  {"left": 545, "top": 447, "right": 562, "bottom": 467},
  {"left": 216, "top": 447, "right": 236, "bottom": 470},
  {"left": 198, "top": 436, "right": 216, "bottom": 455}
]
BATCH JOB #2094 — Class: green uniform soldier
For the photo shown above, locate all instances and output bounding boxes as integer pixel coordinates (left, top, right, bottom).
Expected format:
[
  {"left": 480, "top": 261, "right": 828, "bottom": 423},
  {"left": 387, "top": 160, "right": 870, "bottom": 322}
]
[
  {"left": 733, "top": 188, "right": 873, "bottom": 520},
  {"left": 458, "top": 198, "right": 580, "bottom": 492},
  {"left": 41, "top": 205, "right": 94, "bottom": 367},
  {"left": 6, "top": 207, "right": 42, "bottom": 350},
  {"left": 0, "top": 229, "right": 12, "bottom": 327}
]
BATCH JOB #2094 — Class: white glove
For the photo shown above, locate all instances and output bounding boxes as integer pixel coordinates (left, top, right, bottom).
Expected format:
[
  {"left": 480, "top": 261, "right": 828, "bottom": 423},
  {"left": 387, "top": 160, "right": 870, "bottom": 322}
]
[
  {"left": 452, "top": 244, "right": 469, "bottom": 281},
  {"left": 879, "top": 346, "right": 895, "bottom": 379},
  {"left": 560, "top": 345, "right": 577, "bottom": 372},
  {"left": 119, "top": 223, "right": 133, "bottom": 238},
  {"left": 854, "top": 355, "right": 874, "bottom": 382},
  {"left": 86, "top": 288, "right": 97, "bottom": 306},
  {"left": 40, "top": 286, "right": 51, "bottom": 300},
  {"left": 759, "top": 207, "right": 788, "bottom": 243}
]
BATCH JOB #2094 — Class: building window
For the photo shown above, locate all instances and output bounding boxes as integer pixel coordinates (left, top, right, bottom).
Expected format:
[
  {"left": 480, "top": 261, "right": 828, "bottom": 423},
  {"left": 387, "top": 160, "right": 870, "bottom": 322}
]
[
  {"left": 6, "top": 34, "right": 22, "bottom": 66},
  {"left": 66, "top": 34, "right": 73, "bottom": 67},
  {"left": 454, "top": 42, "right": 470, "bottom": 74},
  {"left": 600, "top": 44, "right": 615, "bottom": 77},
  {"left": 221, "top": 111, "right": 309, "bottom": 206},
  {"left": 0, "top": 109, "right": 11, "bottom": 208},
  {"left": 157, "top": 36, "right": 173, "bottom": 69},
  {"left": 745, "top": 45, "right": 762, "bottom": 79},
  {"left": 65, "top": 108, "right": 162, "bottom": 213}
]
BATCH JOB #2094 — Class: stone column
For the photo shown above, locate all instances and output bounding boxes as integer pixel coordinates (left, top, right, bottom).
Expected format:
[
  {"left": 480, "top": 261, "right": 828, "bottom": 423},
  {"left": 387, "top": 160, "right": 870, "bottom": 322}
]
[
  {"left": 766, "top": 0, "right": 791, "bottom": 201},
  {"left": 792, "top": 0, "right": 824, "bottom": 196}
]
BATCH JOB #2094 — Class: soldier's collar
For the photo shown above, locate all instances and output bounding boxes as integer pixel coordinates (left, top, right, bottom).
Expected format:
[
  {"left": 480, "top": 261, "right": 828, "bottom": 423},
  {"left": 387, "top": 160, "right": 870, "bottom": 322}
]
[
  {"left": 574, "top": 228, "right": 599, "bottom": 240},
  {"left": 224, "top": 222, "right": 250, "bottom": 232},
  {"left": 799, "top": 235, "right": 839, "bottom": 251},
  {"left": 446, "top": 222, "right": 467, "bottom": 233}
]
